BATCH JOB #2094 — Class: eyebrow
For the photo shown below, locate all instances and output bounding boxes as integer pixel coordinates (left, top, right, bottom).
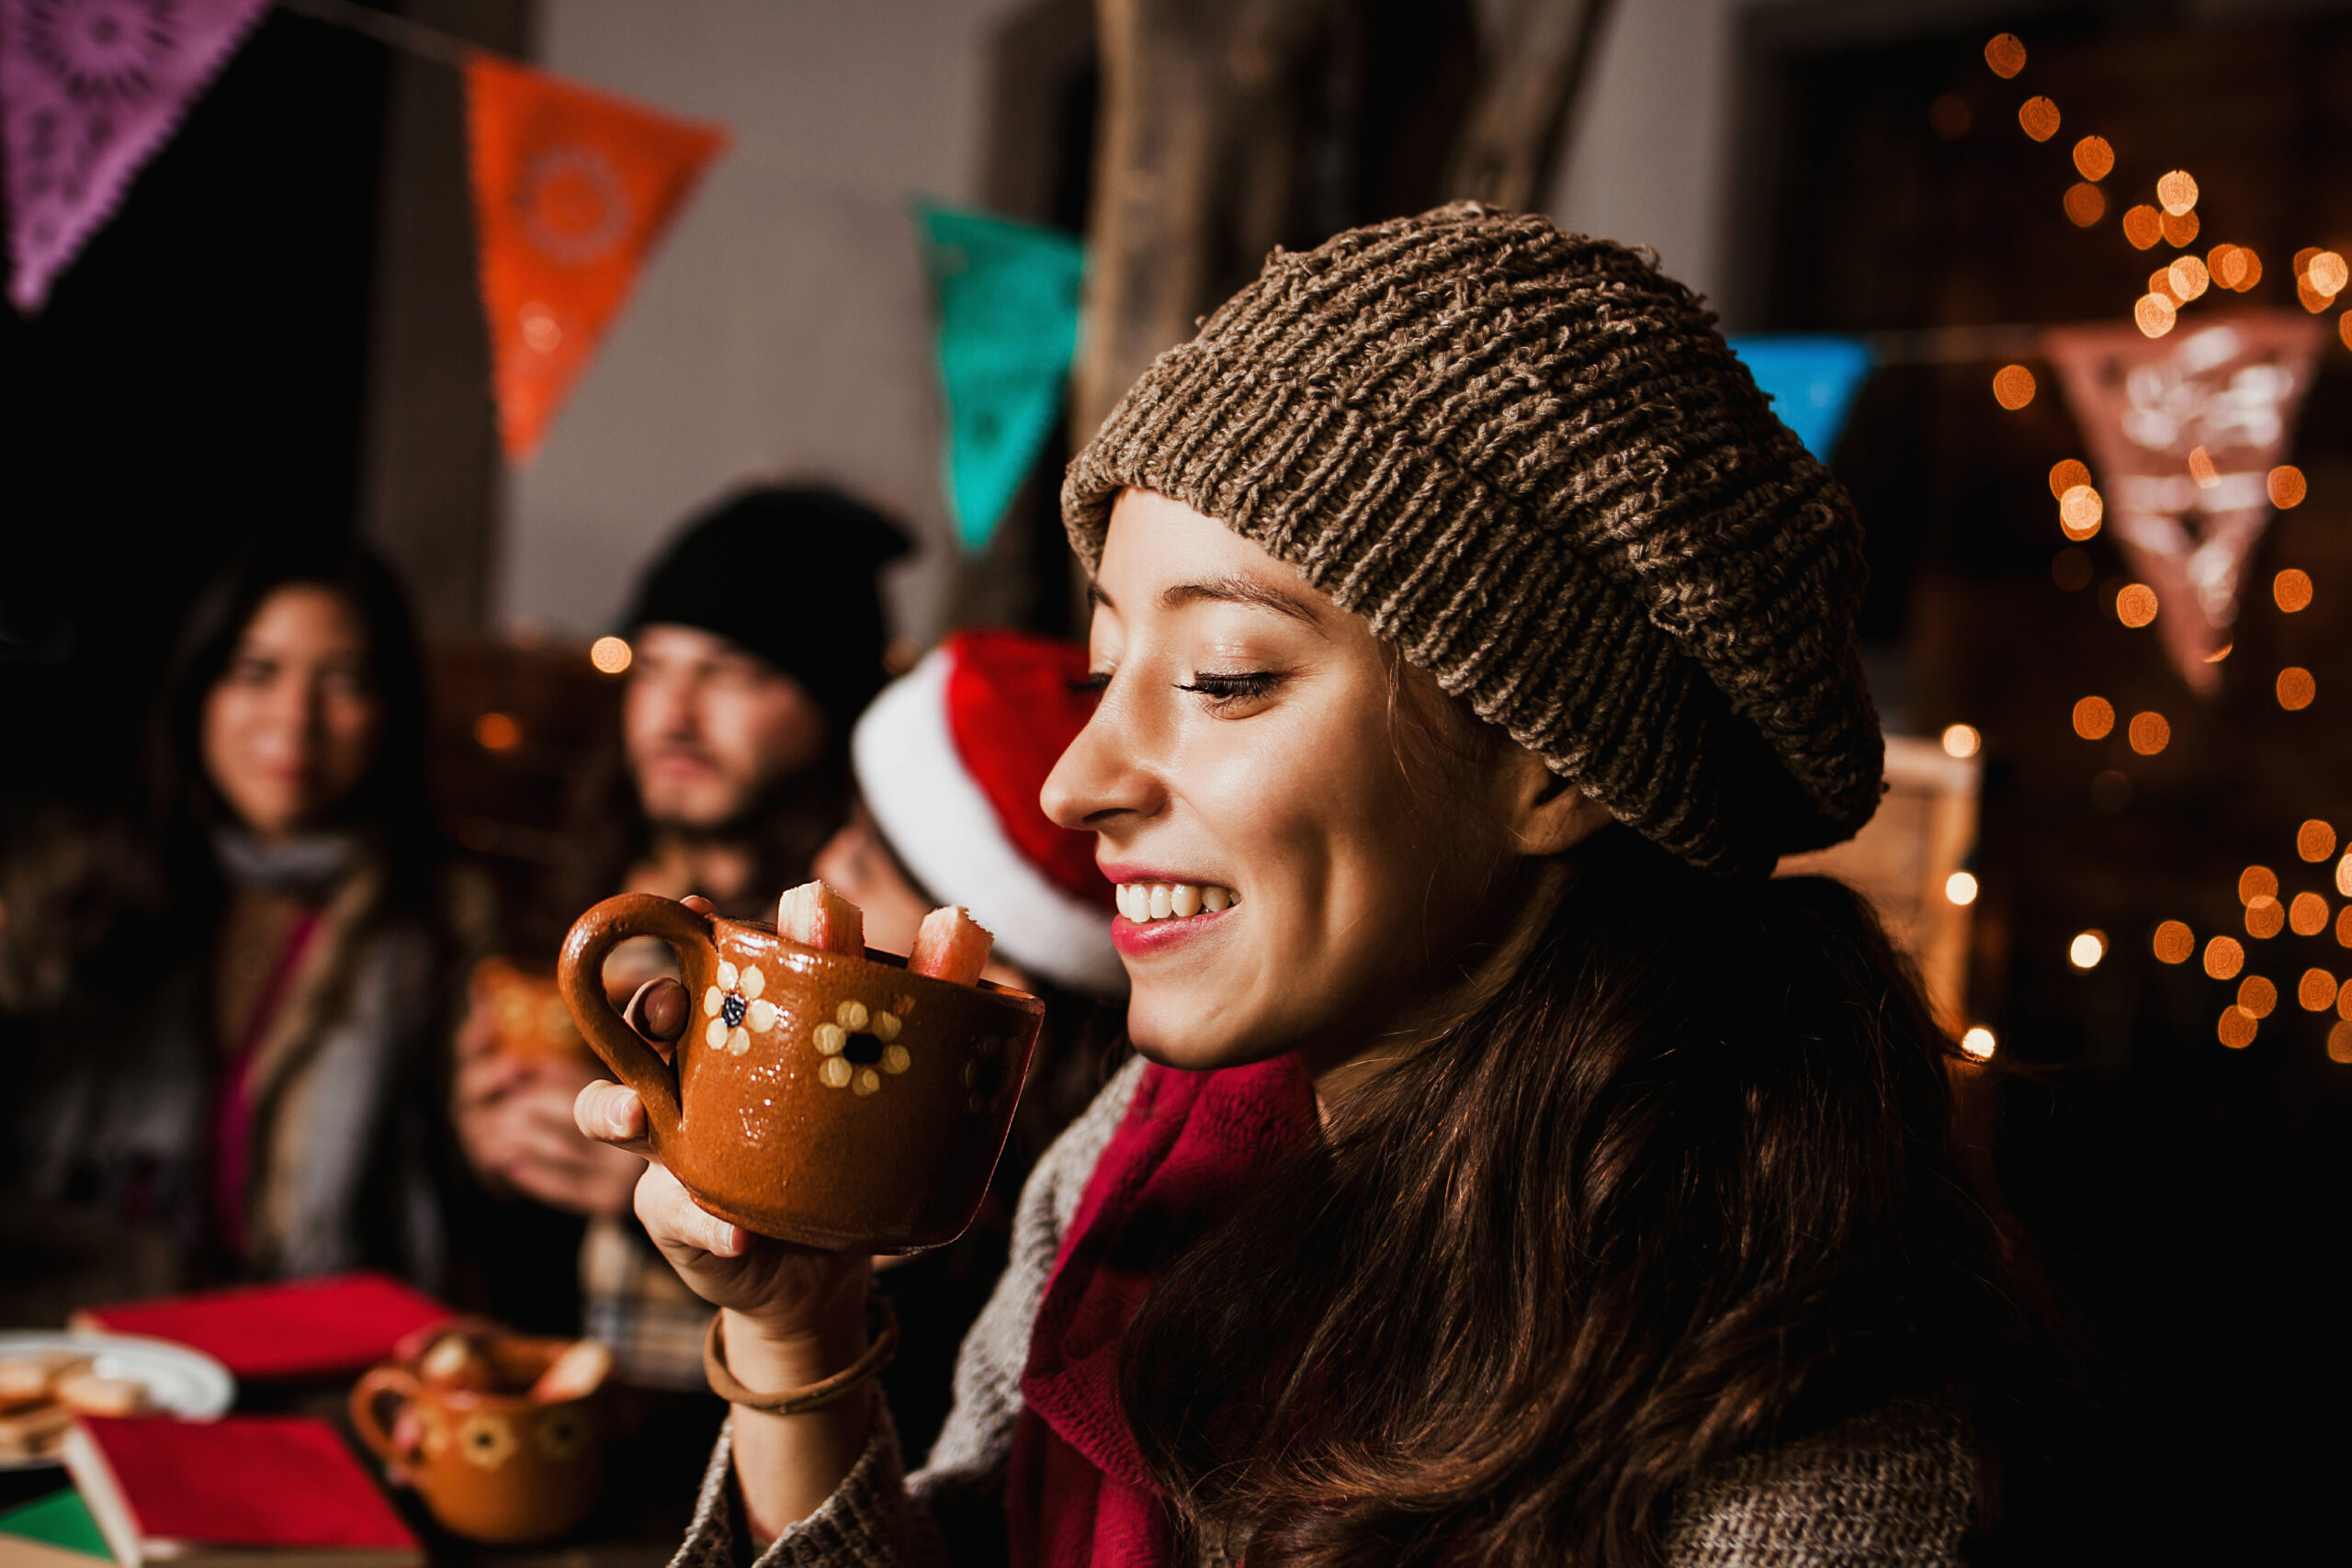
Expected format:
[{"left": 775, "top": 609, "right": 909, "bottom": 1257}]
[{"left": 1086, "top": 574, "right": 1325, "bottom": 629}]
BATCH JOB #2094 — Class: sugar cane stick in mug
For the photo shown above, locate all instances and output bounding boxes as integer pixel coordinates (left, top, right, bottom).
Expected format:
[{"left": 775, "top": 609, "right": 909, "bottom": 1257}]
[
  {"left": 909, "top": 905, "right": 994, "bottom": 985},
  {"left": 777, "top": 880, "right": 865, "bottom": 953}
]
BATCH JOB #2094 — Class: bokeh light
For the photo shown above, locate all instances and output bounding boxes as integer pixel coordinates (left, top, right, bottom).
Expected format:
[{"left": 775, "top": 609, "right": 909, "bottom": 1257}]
[
  {"left": 2238, "top": 976, "right": 2278, "bottom": 1018},
  {"left": 1941, "top": 723, "right": 1981, "bottom": 759},
  {"left": 2301, "top": 969, "right": 2340, "bottom": 1012},
  {"left": 2153, "top": 920, "right": 2196, "bottom": 964},
  {"left": 2115, "top": 583, "right": 2159, "bottom": 627},
  {"left": 2155, "top": 170, "right": 2199, "bottom": 216},
  {"left": 2018, "top": 96, "right": 2060, "bottom": 141},
  {"left": 2218, "top": 1006, "right": 2258, "bottom": 1048},
  {"left": 2329, "top": 1021, "right": 2352, "bottom": 1065},
  {"left": 2135, "top": 293, "right": 2177, "bottom": 337},
  {"left": 1992, "top": 364, "right": 2037, "bottom": 409},
  {"left": 2234, "top": 247, "right": 2264, "bottom": 288},
  {"left": 2205, "top": 935, "right": 2245, "bottom": 980},
  {"left": 2338, "top": 857, "right": 2352, "bottom": 900},
  {"left": 2187, "top": 446, "right": 2218, "bottom": 487},
  {"left": 2073, "top": 695, "right": 2115, "bottom": 739},
  {"left": 2275, "top": 569, "right": 2313, "bottom": 612},
  {"left": 2161, "top": 209, "right": 2199, "bottom": 247},
  {"left": 2289, "top": 893, "right": 2330, "bottom": 937},
  {"left": 588, "top": 635, "right": 633, "bottom": 674},
  {"left": 2048, "top": 458, "right": 2091, "bottom": 498},
  {"left": 2052, "top": 548, "right": 2095, "bottom": 592},
  {"left": 1946, "top": 871, "right": 1980, "bottom": 907},
  {"left": 1929, "top": 93, "right": 1972, "bottom": 139},
  {"left": 2069, "top": 930, "right": 2107, "bottom": 969},
  {"left": 2210, "top": 243, "right": 2247, "bottom": 289},
  {"left": 2128, "top": 711, "right": 2170, "bottom": 754},
  {"left": 2059, "top": 484, "right": 2103, "bottom": 538},
  {"left": 2072, "top": 135, "right": 2113, "bottom": 180},
  {"left": 2246, "top": 897, "right": 2285, "bottom": 939},
  {"left": 1984, "top": 33, "right": 2026, "bottom": 77},
  {"left": 472, "top": 711, "right": 521, "bottom": 752},
  {"left": 2278, "top": 667, "right": 2317, "bottom": 710},
  {"left": 2122, "top": 205, "right": 2162, "bottom": 250},
  {"left": 2064, "top": 184, "right": 2106, "bottom": 227},
  {"left": 2298, "top": 819, "right": 2336, "bottom": 862},
  {"left": 2169, "top": 256, "right": 2211, "bottom": 301},
  {"left": 2309, "top": 251, "right": 2349, "bottom": 296},
  {"left": 2268, "top": 465, "right": 2307, "bottom": 508},
  {"left": 1960, "top": 1026, "right": 1997, "bottom": 1061},
  {"left": 2240, "top": 866, "right": 2278, "bottom": 904}
]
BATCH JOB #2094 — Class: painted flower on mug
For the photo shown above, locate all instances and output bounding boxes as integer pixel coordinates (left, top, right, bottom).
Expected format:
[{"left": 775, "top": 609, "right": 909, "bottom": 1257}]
[
  {"left": 809, "top": 996, "right": 909, "bottom": 1095},
  {"left": 703, "top": 960, "right": 778, "bottom": 1056},
  {"left": 457, "top": 1410, "right": 516, "bottom": 1470},
  {"left": 534, "top": 1404, "right": 589, "bottom": 1461}
]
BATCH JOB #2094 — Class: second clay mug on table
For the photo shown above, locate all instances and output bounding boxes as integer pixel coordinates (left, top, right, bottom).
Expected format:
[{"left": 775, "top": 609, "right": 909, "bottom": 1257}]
[
  {"left": 349, "top": 1325, "right": 607, "bottom": 1545},
  {"left": 558, "top": 892, "right": 1046, "bottom": 1253}
]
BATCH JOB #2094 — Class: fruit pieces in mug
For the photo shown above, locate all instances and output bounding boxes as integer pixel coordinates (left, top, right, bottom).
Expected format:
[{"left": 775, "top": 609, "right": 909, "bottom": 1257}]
[
  {"left": 910, "top": 905, "right": 995, "bottom": 985},
  {"left": 778, "top": 880, "right": 865, "bottom": 954},
  {"left": 419, "top": 1331, "right": 497, "bottom": 1393},
  {"left": 531, "top": 1339, "right": 614, "bottom": 1403},
  {"left": 419, "top": 1329, "right": 612, "bottom": 1402}
]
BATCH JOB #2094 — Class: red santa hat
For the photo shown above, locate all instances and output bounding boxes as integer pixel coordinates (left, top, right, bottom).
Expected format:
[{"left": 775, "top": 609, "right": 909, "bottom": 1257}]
[{"left": 851, "top": 630, "right": 1124, "bottom": 998}]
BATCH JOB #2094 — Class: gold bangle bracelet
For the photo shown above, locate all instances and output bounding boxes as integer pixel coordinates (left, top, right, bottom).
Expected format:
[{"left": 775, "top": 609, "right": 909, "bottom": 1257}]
[{"left": 703, "top": 1295, "right": 899, "bottom": 1415}]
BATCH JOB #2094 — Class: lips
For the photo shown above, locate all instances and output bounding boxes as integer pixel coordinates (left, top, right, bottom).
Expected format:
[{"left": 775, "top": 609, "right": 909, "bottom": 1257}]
[{"left": 1102, "top": 869, "right": 1239, "bottom": 957}]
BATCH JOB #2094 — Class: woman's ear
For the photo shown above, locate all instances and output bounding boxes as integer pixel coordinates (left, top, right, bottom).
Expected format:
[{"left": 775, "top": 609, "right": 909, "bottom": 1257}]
[{"left": 1499, "top": 748, "right": 1612, "bottom": 857}]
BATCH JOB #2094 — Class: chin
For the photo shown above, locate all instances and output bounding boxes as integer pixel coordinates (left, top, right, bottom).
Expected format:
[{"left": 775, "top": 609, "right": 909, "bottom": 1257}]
[{"left": 1124, "top": 991, "right": 1288, "bottom": 1074}]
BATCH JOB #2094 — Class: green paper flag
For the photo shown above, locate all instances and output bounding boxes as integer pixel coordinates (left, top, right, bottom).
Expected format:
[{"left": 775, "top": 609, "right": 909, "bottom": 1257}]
[{"left": 916, "top": 203, "right": 1086, "bottom": 554}]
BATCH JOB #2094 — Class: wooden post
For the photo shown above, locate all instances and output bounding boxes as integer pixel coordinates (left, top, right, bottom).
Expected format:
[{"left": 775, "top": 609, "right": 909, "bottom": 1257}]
[{"left": 1443, "top": 0, "right": 1616, "bottom": 210}]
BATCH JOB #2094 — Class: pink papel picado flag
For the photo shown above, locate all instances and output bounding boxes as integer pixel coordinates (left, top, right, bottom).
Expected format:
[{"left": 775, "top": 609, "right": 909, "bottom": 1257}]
[{"left": 3, "top": 0, "right": 272, "bottom": 312}]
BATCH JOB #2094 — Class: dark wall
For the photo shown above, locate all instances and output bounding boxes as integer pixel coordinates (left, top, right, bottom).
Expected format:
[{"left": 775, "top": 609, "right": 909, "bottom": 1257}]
[
  {"left": 0, "top": 8, "right": 391, "bottom": 807},
  {"left": 1745, "top": 7, "right": 2352, "bottom": 1559}
]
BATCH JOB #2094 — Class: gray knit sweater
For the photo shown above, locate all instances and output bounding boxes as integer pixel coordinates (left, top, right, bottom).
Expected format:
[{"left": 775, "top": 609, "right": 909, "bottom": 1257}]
[{"left": 672, "top": 1058, "right": 1977, "bottom": 1567}]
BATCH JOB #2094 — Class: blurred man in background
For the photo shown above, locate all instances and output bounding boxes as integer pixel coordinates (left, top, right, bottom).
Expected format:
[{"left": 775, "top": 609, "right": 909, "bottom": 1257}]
[{"left": 449, "top": 485, "right": 908, "bottom": 1383}]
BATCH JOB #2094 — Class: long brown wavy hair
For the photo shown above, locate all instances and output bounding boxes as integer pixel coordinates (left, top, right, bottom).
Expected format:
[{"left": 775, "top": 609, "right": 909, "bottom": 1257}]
[{"left": 1120, "top": 818, "right": 2010, "bottom": 1566}]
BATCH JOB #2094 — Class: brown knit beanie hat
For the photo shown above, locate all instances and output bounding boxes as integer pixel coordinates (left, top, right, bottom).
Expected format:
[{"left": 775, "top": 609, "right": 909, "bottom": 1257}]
[{"left": 1062, "top": 202, "right": 1882, "bottom": 876}]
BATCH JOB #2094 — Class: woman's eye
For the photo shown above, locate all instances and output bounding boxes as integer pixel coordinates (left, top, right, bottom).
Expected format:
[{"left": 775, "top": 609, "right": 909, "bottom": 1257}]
[
  {"left": 227, "top": 657, "right": 275, "bottom": 686},
  {"left": 1175, "top": 671, "right": 1281, "bottom": 708},
  {"left": 1068, "top": 671, "right": 1111, "bottom": 696}
]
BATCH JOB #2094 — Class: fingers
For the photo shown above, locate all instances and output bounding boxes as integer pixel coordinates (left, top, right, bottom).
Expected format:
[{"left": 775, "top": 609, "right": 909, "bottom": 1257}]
[
  {"left": 637, "top": 1163, "right": 746, "bottom": 1258},
  {"left": 573, "top": 1079, "right": 651, "bottom": 1155},
  {"left": 625, "top": 976, "right": 691, "bottom": 1044},
  {"left": 681, "top": 895, "right": 717, "bottom": 915}
]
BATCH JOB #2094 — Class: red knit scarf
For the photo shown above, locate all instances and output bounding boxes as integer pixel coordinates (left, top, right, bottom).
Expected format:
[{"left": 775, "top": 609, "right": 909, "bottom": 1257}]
[{"left": 1007, "top": 1056, "right": 1317, "bottom": 1568}]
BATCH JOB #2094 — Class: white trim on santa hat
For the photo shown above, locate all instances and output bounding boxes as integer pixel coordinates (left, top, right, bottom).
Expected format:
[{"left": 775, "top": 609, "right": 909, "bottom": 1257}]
[{"left": 852, "top": 648, "right": 1127, "bottom": 998}]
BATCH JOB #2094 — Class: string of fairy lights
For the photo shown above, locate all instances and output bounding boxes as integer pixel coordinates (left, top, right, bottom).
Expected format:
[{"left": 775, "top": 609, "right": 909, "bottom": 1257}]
[{"left": 1958, "top": 30, "right": 2352, "bottom": 1065}]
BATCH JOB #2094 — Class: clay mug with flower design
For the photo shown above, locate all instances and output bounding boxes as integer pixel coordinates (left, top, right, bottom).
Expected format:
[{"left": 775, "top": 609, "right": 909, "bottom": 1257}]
[
  {"left": 559, "top": 892, "right": 1046, "bottom": 1252},
  {"left": 349, "top": 1325, "right": 608, "bottom": 1545}
]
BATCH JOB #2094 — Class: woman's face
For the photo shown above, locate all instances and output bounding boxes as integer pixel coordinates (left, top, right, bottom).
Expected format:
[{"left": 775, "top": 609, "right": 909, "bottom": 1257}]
[
  {"left": 813, "top": 802, "right": 1037, "bottom": 994},
  {"left": 1044, "top": 490, "right": 1543, "bottom": 1077},
  {"left": 201, "top": 585, "right": 383, "bottom": 840}
]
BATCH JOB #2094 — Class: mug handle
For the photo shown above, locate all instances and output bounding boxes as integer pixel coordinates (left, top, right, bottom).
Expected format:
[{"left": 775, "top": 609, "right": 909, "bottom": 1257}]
[
  {"left": 349, "top": 1365, "right": 424, "bottom": 1468},
  {"left": 559, "top": 892, "right": 710, "bottom": 1137}
]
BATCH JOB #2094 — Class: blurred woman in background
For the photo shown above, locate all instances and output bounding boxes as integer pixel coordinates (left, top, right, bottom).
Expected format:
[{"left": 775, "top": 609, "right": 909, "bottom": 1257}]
[{"left": 6, "top": 541, "right": 470, "bottom": 1295}]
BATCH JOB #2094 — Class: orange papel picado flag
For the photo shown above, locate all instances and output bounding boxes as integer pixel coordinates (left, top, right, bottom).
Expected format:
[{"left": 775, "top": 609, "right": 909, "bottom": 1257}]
[{"left": 464, "top": 54, "right": 727, "bottom": 461}]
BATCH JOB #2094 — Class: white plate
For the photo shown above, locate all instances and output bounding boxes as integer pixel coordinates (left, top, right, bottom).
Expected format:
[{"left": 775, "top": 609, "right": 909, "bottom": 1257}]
[{"left": 0, "top": 1330, "right": 236, "bottom": 1470}]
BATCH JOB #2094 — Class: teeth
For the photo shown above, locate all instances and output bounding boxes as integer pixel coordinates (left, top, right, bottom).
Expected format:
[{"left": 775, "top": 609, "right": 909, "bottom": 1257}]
[{"left": 1115, "top": 882, "right": 1238, "bottom": 923}]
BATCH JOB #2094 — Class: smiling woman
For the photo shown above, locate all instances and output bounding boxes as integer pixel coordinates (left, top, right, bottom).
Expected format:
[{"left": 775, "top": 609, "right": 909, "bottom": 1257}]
[{"left": 585, "top": 204, "right": 2015, "bottom": 1568}]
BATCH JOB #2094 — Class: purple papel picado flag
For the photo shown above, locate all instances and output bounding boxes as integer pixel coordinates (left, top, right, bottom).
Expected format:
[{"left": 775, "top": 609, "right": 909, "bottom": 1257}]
[{"left": 3, "top": 0, "right": 271, "bottom": 312}]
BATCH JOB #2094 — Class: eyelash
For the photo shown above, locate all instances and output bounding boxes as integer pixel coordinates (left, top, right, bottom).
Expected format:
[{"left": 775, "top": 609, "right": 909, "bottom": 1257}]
[
  {"left": 1176, "top": 671, "right": 1280, "bottom": 707},
  {"left": 1067, "top": 670, "right": 1283, "bottom": 709}
]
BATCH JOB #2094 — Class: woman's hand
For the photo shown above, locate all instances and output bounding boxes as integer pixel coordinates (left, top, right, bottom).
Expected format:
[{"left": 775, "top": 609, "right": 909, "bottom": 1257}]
[
  {"left": 572, "top": 964, "right": 875, "bottom": 1537},
  {"left": 571, "top": 974, "right": 871, "bottom": 1345}
]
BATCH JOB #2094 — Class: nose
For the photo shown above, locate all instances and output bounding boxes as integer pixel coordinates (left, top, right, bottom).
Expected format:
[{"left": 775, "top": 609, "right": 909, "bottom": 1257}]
[{"left": 1041, "top": 682, "right": 1164, "bottom": 834}]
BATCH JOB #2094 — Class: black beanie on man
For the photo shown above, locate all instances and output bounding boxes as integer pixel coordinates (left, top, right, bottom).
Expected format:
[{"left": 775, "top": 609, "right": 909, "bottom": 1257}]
[{"left": 624, "top": 486, "right": 911, "bottom": 735}]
